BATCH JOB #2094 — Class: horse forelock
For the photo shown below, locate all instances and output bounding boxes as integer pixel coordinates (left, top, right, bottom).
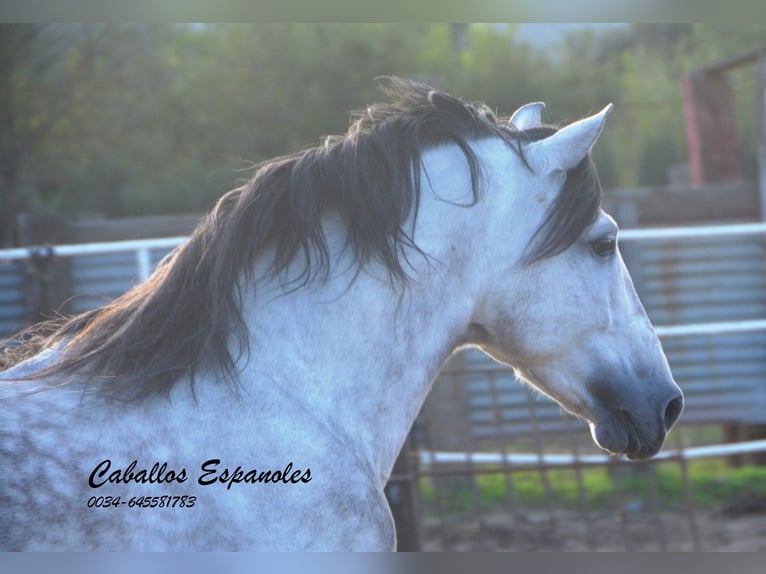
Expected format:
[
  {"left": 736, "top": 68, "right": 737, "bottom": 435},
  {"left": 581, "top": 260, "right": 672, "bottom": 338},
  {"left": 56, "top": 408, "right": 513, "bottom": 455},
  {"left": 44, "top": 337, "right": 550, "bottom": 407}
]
[{"left": 0, "top": 78, "right": 601, "bottom": 399}]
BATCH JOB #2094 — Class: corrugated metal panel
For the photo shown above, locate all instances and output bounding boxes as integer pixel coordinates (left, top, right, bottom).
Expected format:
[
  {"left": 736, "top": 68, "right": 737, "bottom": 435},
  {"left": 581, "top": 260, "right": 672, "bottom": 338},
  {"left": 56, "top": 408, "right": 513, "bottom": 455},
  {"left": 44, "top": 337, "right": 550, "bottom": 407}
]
[
  {"left": 0, "top": 263, "right": 26, "bottom": 338},
  {"left": 455, "top": 234, "right": 766, "bottom": 439},
  {"left": 636, "top": 236, "right": 766, "bottom": 424},
  {"left": 68, "top": 248, "right": 173, "bottom": 314},
  {"left": 0, "top": 245, "right": 175, "bottom": 339},
  {"left": 459, "top": 349, "right": 585, "bottom": 440},
  {"left": 638, "top": 238, "right": 766, "bottom": 325}
]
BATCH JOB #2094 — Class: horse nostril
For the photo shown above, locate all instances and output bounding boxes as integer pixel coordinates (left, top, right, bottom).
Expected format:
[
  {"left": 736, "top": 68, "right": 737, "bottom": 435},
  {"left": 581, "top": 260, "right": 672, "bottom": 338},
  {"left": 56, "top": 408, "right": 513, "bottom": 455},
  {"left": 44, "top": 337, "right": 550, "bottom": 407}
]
[{"left": 664, "top": 395, "right": 684, "bottom": 431}]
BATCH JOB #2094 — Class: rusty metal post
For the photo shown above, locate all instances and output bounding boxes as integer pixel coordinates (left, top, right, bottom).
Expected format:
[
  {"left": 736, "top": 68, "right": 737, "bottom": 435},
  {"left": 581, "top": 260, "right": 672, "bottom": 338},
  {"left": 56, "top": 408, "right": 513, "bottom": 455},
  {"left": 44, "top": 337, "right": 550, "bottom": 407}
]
[{"left": 682, "top": 70, "right": 742, "bottom": 186}]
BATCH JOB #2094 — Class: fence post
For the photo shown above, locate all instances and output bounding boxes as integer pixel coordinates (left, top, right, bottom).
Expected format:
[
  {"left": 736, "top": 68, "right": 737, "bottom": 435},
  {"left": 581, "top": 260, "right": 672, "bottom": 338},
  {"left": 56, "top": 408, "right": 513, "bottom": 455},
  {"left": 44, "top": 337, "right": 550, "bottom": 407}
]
[
  {"left": 135, "top": 247, "right": 152, "bottom": 282},
  {"left": 16, "top": 213, "right": 74, "bottom": 319},
  {"left": 385, "top": 436, "right": 420, "bottom": 551},
  {"left": 682, "top": 68, "right": 742, "bottom": 186}
]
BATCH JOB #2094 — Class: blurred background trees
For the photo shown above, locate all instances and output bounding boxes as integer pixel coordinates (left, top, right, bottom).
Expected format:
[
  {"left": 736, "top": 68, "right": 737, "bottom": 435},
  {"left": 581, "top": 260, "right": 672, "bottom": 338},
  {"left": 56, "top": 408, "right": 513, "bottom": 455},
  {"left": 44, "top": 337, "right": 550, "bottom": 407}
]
[{"left": 2, "top": 23, "right": 765, "bottom": 245}]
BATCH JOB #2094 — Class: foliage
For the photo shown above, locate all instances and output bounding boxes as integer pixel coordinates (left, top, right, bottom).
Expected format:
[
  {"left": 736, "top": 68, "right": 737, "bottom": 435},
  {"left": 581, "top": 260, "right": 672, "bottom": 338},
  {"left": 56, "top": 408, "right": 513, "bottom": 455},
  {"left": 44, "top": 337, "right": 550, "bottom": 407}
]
[
  {"left": 418, "top": 461, "right": 766, "bottom": 515},
  {"left": 2, "top": 23, "right": 766, "bottom": 245}
]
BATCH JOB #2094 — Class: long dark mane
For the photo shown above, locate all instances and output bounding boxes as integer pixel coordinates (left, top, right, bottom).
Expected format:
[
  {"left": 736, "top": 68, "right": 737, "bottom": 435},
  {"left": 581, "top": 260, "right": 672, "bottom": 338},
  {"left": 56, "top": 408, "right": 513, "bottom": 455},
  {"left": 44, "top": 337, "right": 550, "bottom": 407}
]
[{"left": 0, "top": 78, "right": 601, "bottom": 398}]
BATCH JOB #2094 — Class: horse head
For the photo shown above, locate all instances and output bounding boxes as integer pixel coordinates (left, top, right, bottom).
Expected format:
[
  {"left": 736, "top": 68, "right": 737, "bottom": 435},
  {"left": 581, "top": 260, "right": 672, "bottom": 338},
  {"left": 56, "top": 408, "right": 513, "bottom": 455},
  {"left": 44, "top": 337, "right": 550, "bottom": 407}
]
[{"left": 468, "top": 103, "right": 683, "bottom": 459}]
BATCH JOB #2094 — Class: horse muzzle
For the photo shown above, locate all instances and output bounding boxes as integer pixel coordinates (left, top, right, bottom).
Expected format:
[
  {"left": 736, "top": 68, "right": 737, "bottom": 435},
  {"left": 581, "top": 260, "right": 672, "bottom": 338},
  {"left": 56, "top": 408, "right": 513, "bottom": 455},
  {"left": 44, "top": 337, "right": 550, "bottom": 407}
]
[{"left": 588, "top": 379, "right": 684, "bottom": 460}]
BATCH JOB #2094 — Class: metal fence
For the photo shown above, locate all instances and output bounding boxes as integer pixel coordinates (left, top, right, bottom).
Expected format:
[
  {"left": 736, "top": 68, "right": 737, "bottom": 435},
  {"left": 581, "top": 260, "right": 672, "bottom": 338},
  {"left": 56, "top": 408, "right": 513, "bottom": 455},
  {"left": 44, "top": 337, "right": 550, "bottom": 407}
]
[
  {"left": 0, "top": 237, "right": 184, "bottom": 335},
  {"left": 402, "top": 222, "right": 766, "bottom": 551},
  {"left": 407, "top": 367, "right": 766, "bottom": 551},
  {"left": 2, "top": 223, "right": 766, "bottom": 551}
]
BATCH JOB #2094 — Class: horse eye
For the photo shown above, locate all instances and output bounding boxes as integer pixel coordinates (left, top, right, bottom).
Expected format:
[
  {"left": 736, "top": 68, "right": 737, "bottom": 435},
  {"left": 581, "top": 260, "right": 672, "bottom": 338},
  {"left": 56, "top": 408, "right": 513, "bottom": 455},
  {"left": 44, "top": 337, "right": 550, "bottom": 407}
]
[{"left": 591, "top": 237, "right": 616, "bottom": 258}]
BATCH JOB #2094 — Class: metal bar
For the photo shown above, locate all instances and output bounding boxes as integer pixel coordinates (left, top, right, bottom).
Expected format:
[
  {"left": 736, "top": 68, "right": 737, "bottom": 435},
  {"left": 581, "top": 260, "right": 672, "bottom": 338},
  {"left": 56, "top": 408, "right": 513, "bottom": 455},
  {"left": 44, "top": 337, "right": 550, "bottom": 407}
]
[
  {"left": 654, "top": 319, "right": 766, "bottom": 337},
  {"left": 522, "top": 384, "right": 558, "bottom": 529},
  {"left": 565, "top": 414, "right": 597, "bottom": 550},
  {"left": 418, "top": 438, "right": 766, "bottom": 467},
  {"left": 606, "top": 458, "right": 633, "bottom": 551},
  {"left": 4, "top": 229, "right": 766, "bottom": 372},
  {"left": 441, "top": 317, "right": 766, "bottom": 375},
  {"left": 619, "top": 221, "right": 766, "bottom": 241},
  {"left": 0, "top": 221, "right": 763, "bottom": 262},
  {"left": 0, "top": 236, "right": 188, "bottom": 262},
  {"left": 486, "top": 370, "right": 524, "bottom": 532},
  {"left": 135, "top": 248, "right": 152, "bottom": 283},
  {"left": 671, "top": 428, "right": 702, "bottom": 551},
  {"left": 643, "top": 463, "right": 668, "bottom": 551},
  {"left": 694, "top": 48, "right": 762, "bottom": 75}
]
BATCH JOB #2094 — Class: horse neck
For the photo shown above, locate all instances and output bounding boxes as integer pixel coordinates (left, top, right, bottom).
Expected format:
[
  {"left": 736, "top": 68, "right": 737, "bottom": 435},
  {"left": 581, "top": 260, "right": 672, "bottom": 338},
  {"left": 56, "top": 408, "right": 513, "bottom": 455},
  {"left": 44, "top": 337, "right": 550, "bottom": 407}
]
[{"left": 236, "top": 215, "right": 479, "bottom": 485}]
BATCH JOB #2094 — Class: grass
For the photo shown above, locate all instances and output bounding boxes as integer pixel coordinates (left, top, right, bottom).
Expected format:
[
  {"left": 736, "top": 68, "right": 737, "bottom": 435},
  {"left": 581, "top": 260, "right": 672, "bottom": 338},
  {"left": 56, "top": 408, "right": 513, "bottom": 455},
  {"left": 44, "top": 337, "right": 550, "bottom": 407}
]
[{"left": 417, "top": 460, "right": 766, "bottom": 516}]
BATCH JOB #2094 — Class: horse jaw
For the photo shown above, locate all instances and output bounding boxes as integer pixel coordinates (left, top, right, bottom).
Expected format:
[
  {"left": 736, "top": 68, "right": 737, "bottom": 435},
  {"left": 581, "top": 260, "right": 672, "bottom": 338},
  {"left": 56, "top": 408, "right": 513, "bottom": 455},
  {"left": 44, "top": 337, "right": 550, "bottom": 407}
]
[{"left": 511, "top": 361, "right": 682, "bottom": 461}]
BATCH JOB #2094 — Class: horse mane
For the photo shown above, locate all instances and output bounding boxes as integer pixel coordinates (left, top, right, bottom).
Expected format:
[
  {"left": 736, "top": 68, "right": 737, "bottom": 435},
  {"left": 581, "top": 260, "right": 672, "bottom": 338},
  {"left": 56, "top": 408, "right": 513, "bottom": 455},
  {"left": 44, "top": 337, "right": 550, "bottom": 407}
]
[{"left": 0, "top": 78, "right": 601, "bottom": 399}]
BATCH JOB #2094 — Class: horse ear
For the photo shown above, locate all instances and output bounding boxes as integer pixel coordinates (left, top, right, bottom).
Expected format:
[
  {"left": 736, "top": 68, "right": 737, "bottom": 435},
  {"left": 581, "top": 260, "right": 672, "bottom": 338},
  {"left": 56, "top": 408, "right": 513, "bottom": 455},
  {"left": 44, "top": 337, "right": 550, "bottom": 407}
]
[
  {"left": 525, "top": 104, "right": 613, "bottom": 174},
  {"left": 508, "top": 102, "right": 545, "bottom": 130}
]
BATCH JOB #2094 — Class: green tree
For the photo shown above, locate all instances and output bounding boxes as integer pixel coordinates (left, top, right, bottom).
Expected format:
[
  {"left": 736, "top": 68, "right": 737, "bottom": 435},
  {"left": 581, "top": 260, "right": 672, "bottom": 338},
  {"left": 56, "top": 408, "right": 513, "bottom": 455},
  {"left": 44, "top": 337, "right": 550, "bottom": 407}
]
[
  {"left": 0, "top": 24, "right": 52, "bottom": 245},
  {"left": 5, "top": 22, "right": 766, "bottom": 240}
]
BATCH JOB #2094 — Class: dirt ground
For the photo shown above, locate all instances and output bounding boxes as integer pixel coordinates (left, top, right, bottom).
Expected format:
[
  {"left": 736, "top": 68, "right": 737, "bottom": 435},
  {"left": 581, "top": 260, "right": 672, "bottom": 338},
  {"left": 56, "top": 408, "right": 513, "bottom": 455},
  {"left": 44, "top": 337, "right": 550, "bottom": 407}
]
[{"left": 419, "top": 497, "right": 766, "bottom": 551}]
